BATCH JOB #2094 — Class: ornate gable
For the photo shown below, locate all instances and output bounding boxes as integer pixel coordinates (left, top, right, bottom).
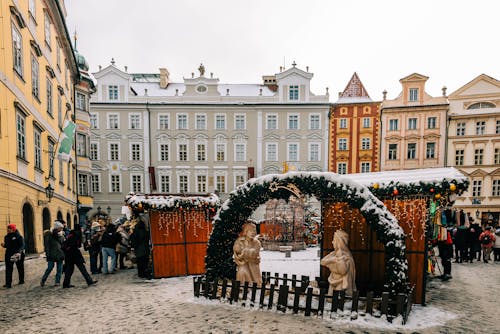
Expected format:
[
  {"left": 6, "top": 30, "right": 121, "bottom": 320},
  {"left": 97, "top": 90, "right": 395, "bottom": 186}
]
[
  {"left": 399, "top": 73, "right": 429, "bottom": 83},
  {"left": 449, "top": 74, "right": 500, "bottom": 98},
  {"left": 340, "top": 72, "right": 371, "bottom": 98}
]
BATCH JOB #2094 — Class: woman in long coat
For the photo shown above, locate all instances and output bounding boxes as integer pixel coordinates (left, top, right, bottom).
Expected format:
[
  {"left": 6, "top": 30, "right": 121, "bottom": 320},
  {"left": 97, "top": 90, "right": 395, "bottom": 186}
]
[
  {"left": 62, "top": 224, "right": 97, "bottom": 288},
  {"left": 130, "top": 220, "right": 150, "bottom": 278}
]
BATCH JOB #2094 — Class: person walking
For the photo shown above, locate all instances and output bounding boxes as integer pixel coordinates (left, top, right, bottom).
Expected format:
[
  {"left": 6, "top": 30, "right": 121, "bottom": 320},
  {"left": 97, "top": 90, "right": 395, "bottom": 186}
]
[
  {"left": 437, "top": 229, "right": 454, "bottom": 281},
  {"left": 130, "top": 220, "right": 150, "bottom": 279},
  {"left": 1, "top": 224, "right": 25, "bottom": 288},
  {"left": 62, "top": 224, "right": 97, "bottom": 288},
  {"left": 478, "top": 226, "right": 496, "bottom": 263},
  {"left": 453, "top": 223, "right": 468, "bottom": 263},
  {"left": 100, "top": 223, "right": 120, "bottom": 274},
  {"left": 467, "top": 222, "right": 482, "bottom": 262},
  {"left": 40, "top": 221, "right": 65, "bottom": 286}
]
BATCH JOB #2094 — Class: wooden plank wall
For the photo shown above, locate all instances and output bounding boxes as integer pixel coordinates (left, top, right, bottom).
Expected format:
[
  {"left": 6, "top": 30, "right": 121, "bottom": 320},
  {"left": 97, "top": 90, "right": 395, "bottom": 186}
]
[{"left": 322, "top": 198, "right": 427, "bottom": 303}]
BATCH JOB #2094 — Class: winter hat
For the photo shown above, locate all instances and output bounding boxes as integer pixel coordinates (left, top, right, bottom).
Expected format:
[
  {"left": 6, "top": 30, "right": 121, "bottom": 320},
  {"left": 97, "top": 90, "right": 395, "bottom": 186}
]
[
  {"left": 53, "top": 221, "right": 64, "bottom": 231},
  {"left": 7, "top": 224, "right": 16, "bottom": 232}
]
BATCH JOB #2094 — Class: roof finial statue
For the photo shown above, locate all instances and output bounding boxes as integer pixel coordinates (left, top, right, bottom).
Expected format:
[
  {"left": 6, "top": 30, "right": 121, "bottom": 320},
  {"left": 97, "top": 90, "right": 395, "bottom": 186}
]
[
  {"left": 292, "top": 61, "right": 297, "bottom": 68},
  {"left": 111, "top": 58, "right": 116, "bottom": 66},
  {"left": 198, "top": 63, "right": 205, "bottom": 77}
]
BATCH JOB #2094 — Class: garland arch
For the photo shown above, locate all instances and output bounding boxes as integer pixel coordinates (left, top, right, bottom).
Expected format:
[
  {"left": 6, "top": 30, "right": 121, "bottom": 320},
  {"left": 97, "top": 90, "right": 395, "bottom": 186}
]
[{"left": 205, "top": 172, "right": 409, "bottom": 295}]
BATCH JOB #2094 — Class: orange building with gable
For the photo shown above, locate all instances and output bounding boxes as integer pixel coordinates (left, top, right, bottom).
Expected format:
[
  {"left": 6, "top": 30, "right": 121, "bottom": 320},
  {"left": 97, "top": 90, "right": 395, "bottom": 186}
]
[{"left": 329, "top": 73, "right": 380, "bottom": 174}]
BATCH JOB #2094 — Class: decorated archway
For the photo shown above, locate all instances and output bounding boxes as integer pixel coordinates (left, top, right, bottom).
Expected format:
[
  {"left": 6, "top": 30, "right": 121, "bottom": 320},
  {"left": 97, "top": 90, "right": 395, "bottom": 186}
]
[{"left": 206, "top": 172, "right": 408, "bottom": 295}]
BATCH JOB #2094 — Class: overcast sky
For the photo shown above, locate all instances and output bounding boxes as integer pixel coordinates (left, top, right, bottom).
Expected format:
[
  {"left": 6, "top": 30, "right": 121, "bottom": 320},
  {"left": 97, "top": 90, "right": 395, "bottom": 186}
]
[{"left": 65, "top": 0, "right": 498, "bottom": 101}]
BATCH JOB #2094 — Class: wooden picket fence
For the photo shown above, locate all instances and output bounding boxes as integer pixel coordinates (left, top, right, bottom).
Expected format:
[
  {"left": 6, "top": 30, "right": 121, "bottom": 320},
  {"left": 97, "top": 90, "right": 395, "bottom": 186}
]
[{"left": 193, "top": 272, "right": 414, "bottom": 324}]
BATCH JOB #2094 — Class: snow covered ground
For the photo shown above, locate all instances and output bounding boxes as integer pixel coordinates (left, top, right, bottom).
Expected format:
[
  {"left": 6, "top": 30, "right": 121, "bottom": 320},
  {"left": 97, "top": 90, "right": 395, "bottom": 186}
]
[{"left": 0, "top": 247, "right": 499, "bottom": 333}]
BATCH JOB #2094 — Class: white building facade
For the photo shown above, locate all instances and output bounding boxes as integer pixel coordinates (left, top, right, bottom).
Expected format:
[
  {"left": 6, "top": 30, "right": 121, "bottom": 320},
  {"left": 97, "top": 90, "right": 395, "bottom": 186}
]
[{"left": 89, "top": 62, "right": 330, "bottom": 214}]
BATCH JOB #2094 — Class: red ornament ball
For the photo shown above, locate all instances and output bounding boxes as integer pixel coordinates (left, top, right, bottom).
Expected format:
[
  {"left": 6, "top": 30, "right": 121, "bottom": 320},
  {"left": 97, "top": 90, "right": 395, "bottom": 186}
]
[
  {"left": 393, "top": 188, "right": 399, "bottom": 196},
  {"left": 430, "top": 188, "right": 434, "bottom": 193}
]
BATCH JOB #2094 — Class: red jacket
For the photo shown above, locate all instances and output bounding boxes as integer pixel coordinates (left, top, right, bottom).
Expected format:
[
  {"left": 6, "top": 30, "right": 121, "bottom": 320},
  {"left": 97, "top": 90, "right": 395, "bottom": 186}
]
[{"left": 479, "top": 230, "right": 496, "bottom": 248}]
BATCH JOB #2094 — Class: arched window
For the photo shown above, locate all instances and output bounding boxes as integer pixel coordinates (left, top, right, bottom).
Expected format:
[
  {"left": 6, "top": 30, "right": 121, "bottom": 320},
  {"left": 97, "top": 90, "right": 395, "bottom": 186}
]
[{"left": 467, "top": 102, "right": 495, "bottom": 109}]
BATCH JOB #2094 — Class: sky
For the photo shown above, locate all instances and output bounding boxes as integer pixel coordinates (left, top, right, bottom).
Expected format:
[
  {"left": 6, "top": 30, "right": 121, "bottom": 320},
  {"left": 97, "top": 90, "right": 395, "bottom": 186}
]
[{"left": 65, "top": 0, "right": 499, "bottom": 101}]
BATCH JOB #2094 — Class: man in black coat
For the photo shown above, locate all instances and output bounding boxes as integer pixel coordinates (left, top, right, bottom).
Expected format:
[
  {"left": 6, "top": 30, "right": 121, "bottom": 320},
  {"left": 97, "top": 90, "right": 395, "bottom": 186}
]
[
  {"left": 1, "top": 224, "right": 25, "bottom": 288},
  {"left": 62, "top": 224, "right": 97, "bottom": 288},
  {"left": 130, "top": 220, "right": 150, "bottom": 279}
]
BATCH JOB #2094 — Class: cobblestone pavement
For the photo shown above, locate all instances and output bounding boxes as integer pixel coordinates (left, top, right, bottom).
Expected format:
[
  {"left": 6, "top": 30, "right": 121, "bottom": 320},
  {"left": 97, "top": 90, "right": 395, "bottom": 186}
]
[{"left": 0, "top": 256, "right": 499, "bottom": 334}]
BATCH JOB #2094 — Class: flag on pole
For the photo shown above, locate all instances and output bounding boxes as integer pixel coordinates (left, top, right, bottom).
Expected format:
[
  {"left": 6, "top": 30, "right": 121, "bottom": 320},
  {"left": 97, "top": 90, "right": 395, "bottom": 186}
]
[{"left": 57, "top": 120, "right": 76, "bottom": 162}]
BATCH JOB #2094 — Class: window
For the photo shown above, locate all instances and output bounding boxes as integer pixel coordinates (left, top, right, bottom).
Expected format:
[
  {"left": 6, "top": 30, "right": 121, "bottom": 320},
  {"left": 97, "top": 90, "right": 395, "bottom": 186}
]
[
  {"left": 29, "top": 0, "right": 36, "bottom": 19},
  {"left": 131, "top": 174, "right": 142, "bottom": 193},
  {"left": 34, "top": 128, "right": 41, "bottom": 169},
  {"left": 456, "top": 122, "right": 466, "bottom": 136},
  {"left": 288, "top": 114, "right": 299, "bottom": 130},
  {"left": 339, "top": 119, "right": 347, "bottom": 129},
  {"left": 266, "top": 114, "right": 277, "bottom": 130},
  {"left": 455, "top": 149, "right": 464, "bottom": 166},
  {"left": 235, "top": 143, "right": 245, "bottom": 161},
  {"left": 77, "top": 133, "right": 87, "bottom": 156},
  {"left": 91, "top": 174, "right": 101, "bottom": 193},
  {"left": 389, "top": 119, "right": 399, "bottom": 131},
  {"left": 309, "top": 143, "right": 319, "bottom": 161},
  {"left": 361, "top": 138, "right": 371, "bottom": 150},
  {"left": 179, "top": 175, "right": 188, "bottom": 193},
  {"left": 90, "top": 113, "right": 98, "bottom": 129},
  {"left": 468, "top": 102, "right": 495, "bottom": 109},
  {"left": 407, "top": 143, "right": 416, "bottom": 159},
  {"left": 195, "top": 114, "right": 206, "bottom": 130},
  {"left": 59, "top": 160, "right": 63, "bottom": 184},
  {"left": 57, "top": 95, "right": 62, "bottom": 127},
  {"left": 216, "top": 175, "right": 226, "bottom": 193},
  {"left": 197, "top": 175, "right": 207, "bottom": 193},
  {"left": 159, "top": 144, "right": 169, "bottom": 161},
  {"left": 409, "top": 88, "right": 418, "bottom": 102},
  {"left": 129, "top": 114, "right": 141, "bottom": 129},
  {"left": 108, "top": 114, "right": 119, "bottom": 129},
  {"left": 44, "top": 11, "right": 51, "bottom": 47},
  {"left": 160, "top": 175, "right": 170, "bottom": 193},
  {"left": 46, "top": 77, "right": 52, "bottom": 115},
  {"left": 110, "top": 175, "right": 121, "bottom": 192},
  {"left": 31, "top": 55, "right": 39, "bottom": 98},
  {"left": 90, "top": 142, "right": 99, "bottom": 160},
  {"left": 289, "top": 85, "right": 299, "bottom": 100},
  {"left": 426, "top": 142, "right": 436, "bottom": 159},
  {"left": 495, "top": 148, "right": 500, "bottom": 165},
  {"left": 76, "top": 92, "right": 86, "bottom": 110},
  {"left": 215, "top": 114, "right": 226, "bottom": 129},
  {"left": 363, "top": 118, "right": 371, "bottom": 128},
  {"left": 235, "top": 175, "right": 245, "bottom": 187},
  {"left": 472, "top": 180, "right": 482, "bottom": 197},
  {"left": 48, "top": 141, "right": 54, "bottom": 177},
  {"left": 474, "top": 148, "right": 483, "bottom": 165},
  {"left": 56, "top": 40, "right": 60, "bottom": 70},
  {"left": 309, "top": 115, "right": 320, "bottom": 130},
  {"left": 130, "top": 143, "right": 141, "bottom": 161},
  {"left": 496, "top": 120, "right": 500, "bottom": 134},
  {"left": 158, "top": 114, "right": 169, "bottom": 130},
  {"left": 338, "top": 138, "right": 347, "bottom": 151},
  {"left": 108, "top": 85, "right": 118, "bottom": 100},
  {"left": 492, "top": 179, "right": 500, "bottom": 196},
  {"left": 361, "top": 162, "right": 371, "bottom": 173},
  {"left": 427, "top": 117, "right": 437, "bottom": 129},
  {"left": 78, "top": 174, "right": 89, "bottom": 196},
  {"left": 476, "top": 121, "right": 485, "bottom": 135},
  {"left": 196, "top": 144, "right": 206, "bottom": 161},
  {"left": 235, "top": 115, "right": 246, "bottom": 130},
  {"left": 109, "top": 143, "right": 119, "bottom": 160},
  {"left": 178, "top": 144, "right": 188, "bottom": 161},
  {"left": 216, "top": 144, "right": 225, "bottom": 161},
  {"left": 288, "top": 143, "right": 298, "bottom": 161},
  {"left": 337, "top": 162, "right": 347, "bottom": 175},
  {"left": 388, "top": 144, "right": 398, "bottom": 160},
  {"left": 408, "top": 118, "right": 417, "bottom": 130},
  {"left": 266, "top": 143, "right": 277, "bottom": 161},
  {"left": 177, "top": 114, "right": 187, "bottom": 129},
  {"left": 16, "top": 112, "right": 26, "bottom": 159}
]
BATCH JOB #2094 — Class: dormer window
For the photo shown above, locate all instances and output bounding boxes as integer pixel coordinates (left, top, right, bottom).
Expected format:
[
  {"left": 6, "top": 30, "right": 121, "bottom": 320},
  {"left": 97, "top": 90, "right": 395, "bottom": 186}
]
[
  {"left": 409, "top": 88, "right": 418, "bottom": 102},
  {"left": 289, "top": 85, "right": 299, "bottom": 100},
  {"left": 108, "top": 85, "right": 118, "bottom": 100}
]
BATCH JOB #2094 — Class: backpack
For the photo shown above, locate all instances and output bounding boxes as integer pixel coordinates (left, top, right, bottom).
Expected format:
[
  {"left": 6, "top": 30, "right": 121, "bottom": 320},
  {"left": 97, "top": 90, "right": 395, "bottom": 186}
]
[{"left": 480, "top": 234, "right": 491, "bottom": 245}]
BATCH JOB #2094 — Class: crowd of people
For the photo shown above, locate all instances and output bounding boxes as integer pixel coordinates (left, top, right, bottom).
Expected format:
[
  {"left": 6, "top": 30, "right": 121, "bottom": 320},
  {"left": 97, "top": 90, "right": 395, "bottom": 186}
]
[{"left": 2, "top": 216, "right": 152, "bottom": 289}]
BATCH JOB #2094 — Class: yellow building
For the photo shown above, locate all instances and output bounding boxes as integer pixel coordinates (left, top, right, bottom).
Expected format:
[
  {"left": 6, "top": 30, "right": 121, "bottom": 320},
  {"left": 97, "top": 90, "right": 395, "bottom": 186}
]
[{"left": 0, "top": 0, "right": 79, "bottom": 257}]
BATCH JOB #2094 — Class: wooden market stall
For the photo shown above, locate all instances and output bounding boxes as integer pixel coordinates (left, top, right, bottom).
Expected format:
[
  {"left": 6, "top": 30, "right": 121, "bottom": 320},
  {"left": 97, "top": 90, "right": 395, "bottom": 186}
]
[
  {"left": 321, "top": 167, "right": 468, "bottom": 304},
  {"left": 126, "top": 193, "right": 219, "bottom": 278}
]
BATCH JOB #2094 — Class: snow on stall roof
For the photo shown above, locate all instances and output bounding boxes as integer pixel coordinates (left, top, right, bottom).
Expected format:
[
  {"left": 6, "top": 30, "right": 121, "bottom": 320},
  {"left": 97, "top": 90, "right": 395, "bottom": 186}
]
[
  {"left": 126, "top": 193, "right": 219, "bottom": 207},
  {"left": 343, "top": 167, "right": 467, "bottom": 187}
]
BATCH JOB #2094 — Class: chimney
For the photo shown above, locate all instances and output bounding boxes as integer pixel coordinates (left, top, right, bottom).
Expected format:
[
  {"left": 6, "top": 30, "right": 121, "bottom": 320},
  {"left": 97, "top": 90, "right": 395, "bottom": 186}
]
[{"left": 159, "top": 68, "right": 170, "bottom": 89}]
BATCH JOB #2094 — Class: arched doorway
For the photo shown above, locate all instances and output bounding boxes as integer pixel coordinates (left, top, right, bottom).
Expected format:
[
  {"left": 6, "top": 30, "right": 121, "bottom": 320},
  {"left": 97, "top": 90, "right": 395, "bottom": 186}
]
[
  {"left": 66, "top": 213, "right": 71, "bottom": 229},
  {"left": 42, "top": 207, "right": 51, "bottom": 232},
  {"left": 57, "top": 211, "right": 63, "bottom": 221},
  {"left": 22, "top": 203, "right": 36, "bottom": 254},
  {"left": 205, "top": 172, "right": 408, "bottom": 295}
]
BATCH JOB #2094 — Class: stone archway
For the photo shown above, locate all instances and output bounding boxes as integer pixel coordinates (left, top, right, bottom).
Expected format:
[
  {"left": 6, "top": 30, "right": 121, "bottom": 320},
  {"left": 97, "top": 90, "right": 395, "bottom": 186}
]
[
  {"left": 42, "top": 207, "right": 51, "bottom": 232},
  {"left": 205, "top": 172, "right": 409, "bottom": 295},
  {"left": 22, "top": 203, "right": 36, "bottom": 254}
]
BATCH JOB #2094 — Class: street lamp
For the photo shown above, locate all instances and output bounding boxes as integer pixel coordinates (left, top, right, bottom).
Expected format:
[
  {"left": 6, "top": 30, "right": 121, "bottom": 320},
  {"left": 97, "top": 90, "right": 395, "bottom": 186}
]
[
  {"left": 97, "top": 206, "right": 102, "bottom": 214},
  {"left": 475, "top": 210, "right": 480, "bottom": 218},
  {"left": 107, "top": 206, "right": 111, "bottom": 215},
  {"left": 45, "top": 184, "right": 54, "bottom": 202}
]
